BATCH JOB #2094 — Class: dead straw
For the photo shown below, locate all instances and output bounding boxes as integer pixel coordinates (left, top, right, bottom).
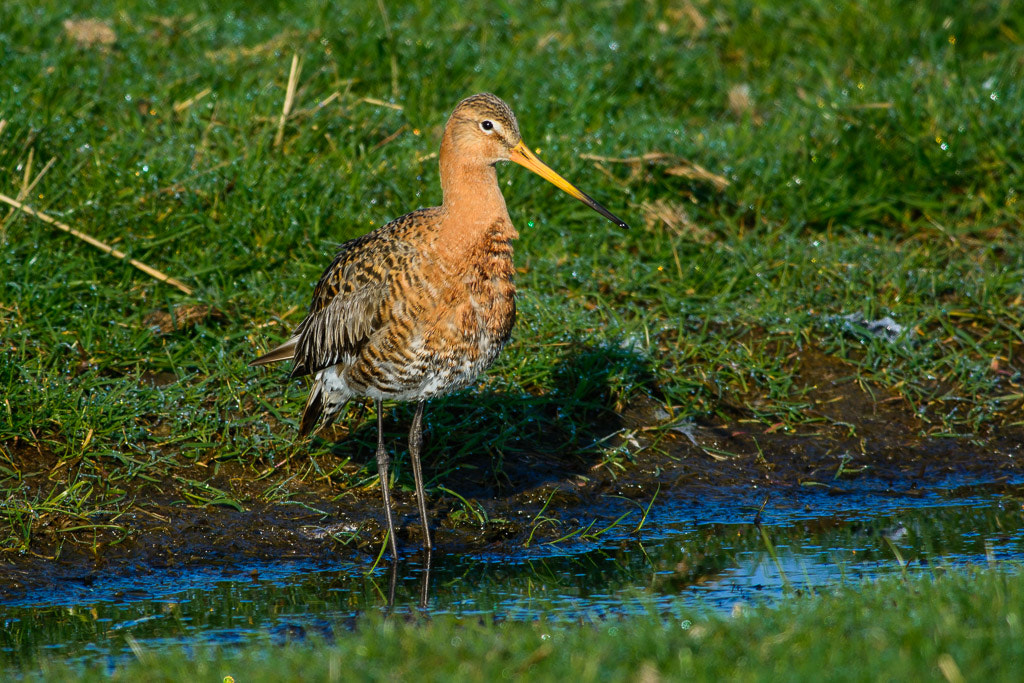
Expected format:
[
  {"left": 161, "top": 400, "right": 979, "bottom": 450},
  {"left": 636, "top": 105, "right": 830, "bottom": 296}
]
[
  {"left": 1, "top": 150, "right": 57, "bottom": 234},
  {"left": 173, "top": 87, "right": 212, "bottom": 114},
  {"left": 0, "top": 192, "right": 193, "bottom": 295},
  {"left": 360, "top": 97, "right": 403, "bottom": 111},
  {"left": 274, "top": 54, "right": 301, "bottom": 149},
  {"left": 24, "top": 157, "right": 57, "bottom": 198},
  {"left": 579, "top": 151, "right": 731, "bottom": 191}
]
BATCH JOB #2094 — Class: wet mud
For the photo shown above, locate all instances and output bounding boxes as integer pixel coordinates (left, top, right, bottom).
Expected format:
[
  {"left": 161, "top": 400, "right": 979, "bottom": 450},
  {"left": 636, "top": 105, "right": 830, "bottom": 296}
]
[{"left": 2, "top": 347, "right": 1022, "bottom": 600}]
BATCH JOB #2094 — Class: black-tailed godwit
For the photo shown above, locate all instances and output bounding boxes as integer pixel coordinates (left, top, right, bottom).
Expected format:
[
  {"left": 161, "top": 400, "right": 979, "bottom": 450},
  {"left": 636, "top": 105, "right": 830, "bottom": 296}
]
[{"left": 252, "top": 93, "right": 628, "bottom": 557}]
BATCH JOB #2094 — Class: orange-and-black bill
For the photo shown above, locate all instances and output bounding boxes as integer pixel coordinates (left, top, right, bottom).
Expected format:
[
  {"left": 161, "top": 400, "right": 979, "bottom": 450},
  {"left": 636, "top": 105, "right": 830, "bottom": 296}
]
[{"left": 509, "top": 141, "right": 629, "bottom": 229}]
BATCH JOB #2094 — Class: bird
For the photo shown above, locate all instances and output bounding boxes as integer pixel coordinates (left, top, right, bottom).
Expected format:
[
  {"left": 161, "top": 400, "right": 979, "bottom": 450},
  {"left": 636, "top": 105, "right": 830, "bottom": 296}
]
[{"left": 251, "top": 93, "right": 628, "bottom": 559}]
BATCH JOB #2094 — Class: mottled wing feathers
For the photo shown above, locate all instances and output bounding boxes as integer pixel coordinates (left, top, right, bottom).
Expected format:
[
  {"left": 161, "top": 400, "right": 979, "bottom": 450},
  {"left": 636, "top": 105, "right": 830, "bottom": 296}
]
[
  {"left": 270, "top": 209, "right": 434, "bottom": 379},
  {"left": 289, "top": 277, "right": 388, "bottom": 378}
]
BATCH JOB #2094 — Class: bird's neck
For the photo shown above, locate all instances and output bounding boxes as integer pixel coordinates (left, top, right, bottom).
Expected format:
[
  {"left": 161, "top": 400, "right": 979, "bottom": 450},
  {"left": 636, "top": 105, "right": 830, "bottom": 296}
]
[
  {"left": 441, "top": 161, "right": 508, "bottom": 217},
  {"left": 437, "top": 154, "right": 513, "bottom": 249}
]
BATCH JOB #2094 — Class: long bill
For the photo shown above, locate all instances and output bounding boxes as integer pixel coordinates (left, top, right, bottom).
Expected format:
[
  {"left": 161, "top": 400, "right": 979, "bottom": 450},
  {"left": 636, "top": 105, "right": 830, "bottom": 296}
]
[{"left": 509, "top": 141, "right": 629, "bottom": 229}]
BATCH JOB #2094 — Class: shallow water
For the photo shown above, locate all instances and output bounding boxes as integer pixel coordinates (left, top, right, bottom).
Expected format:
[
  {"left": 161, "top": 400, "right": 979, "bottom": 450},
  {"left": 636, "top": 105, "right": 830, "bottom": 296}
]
[{"left": 2, "top": 473, "right": 1023, "bottom": 671}]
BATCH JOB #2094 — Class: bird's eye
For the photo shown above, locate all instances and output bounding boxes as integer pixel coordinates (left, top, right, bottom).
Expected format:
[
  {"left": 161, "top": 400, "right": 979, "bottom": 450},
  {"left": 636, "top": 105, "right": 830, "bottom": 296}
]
[{"left": 480, "top": 120, "right": 494, "bottom": 132}]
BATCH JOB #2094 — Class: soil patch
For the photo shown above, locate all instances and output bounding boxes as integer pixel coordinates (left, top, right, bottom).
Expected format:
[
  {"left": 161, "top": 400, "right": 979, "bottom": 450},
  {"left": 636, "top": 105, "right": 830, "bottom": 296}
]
[{"left": 2, "top": 349, "right": 1021, "bottom": 600}]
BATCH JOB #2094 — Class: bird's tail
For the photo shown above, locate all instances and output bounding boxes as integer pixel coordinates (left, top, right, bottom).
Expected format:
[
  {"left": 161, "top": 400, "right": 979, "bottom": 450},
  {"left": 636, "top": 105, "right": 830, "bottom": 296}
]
[
  {"left": 298, "top": 371, "right": 350, "bottom": 437},
  {"left": 250, "top": 338, "right": 297, "bottom": 367}
]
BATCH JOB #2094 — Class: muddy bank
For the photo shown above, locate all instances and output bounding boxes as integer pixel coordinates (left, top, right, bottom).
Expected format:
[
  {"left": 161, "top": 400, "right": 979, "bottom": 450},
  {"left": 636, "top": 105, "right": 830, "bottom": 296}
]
[
  {"left": 2, "top": 356, "right": 1022, "bottom": 600},
  {"left": 2, "top": 427, "right": 1020, "bottom": 599}
]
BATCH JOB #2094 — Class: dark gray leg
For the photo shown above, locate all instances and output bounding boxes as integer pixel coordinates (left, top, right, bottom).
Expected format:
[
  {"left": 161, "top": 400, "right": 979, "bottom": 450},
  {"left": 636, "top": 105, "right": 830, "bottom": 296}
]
[
  {"left": 419, "top": 548, "right": 432, "bottom": 610},
  {"left": 408, "top": 401, "right": 433, "bottom": 550},
  {"left": 375, "top": 399, "right": 399, "bottom": 559},
  {"left": 386, "top": 558, "right": 398, "bottom": 612}
]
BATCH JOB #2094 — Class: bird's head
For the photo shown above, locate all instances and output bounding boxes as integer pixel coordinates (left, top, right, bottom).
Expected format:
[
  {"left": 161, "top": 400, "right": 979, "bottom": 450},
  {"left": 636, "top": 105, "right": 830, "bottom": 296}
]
[{"left": 443, "top": 92, "right": 628, "bottom": 229}]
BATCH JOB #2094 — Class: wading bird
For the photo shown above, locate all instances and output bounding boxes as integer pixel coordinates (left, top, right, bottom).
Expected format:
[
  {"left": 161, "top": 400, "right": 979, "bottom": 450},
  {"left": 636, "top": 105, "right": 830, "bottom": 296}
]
[{"left": 251, "top": 93, "right": 628, "bottom": 558}]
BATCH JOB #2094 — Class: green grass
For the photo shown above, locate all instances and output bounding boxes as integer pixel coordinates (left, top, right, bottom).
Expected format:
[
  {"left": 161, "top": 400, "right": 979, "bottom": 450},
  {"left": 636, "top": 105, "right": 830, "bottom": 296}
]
[
  {"left": 1, "top": 0, "right": 1023, "bottom": 554},
  {"left": 19, "top": 566, "right": 1024, "bottom": 681}
]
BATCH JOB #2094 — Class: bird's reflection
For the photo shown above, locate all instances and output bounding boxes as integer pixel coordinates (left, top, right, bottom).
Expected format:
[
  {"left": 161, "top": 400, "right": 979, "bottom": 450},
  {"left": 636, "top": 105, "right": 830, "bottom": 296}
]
[{"left": 383, "top": 549, "right": 433, "bottom": 613}]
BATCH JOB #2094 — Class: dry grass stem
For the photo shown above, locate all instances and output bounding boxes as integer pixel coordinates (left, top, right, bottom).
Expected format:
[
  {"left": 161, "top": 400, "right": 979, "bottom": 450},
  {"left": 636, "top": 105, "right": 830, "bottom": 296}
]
[
  {"left": 376, "top": 0, "right": 393, "bottom": 39},
  {"left": 372, "top": 124, "right": 407, "bottom": 151},
  {"left": 2, "top": 151, "right": 57, "bottom": 229},
  {"left": 850, "top": 102, "right": 894, "bottom": 109},
  {"left": 173, "top": 87, "right": 212, "bottom": 114},
  {"left": 937, "top": 654, "right": 966, "bottom": 683},
  {"left": 0, "top": 192, "right": 193, "bottom": 295},
  {"left": 580, "top": 151, "right": 730, "bottom": 191},
  {"left": 275, "top": 54, "right": 301, "bottom": 149},
  {"left": 579, "top": 151, "right": 678, "bottom": 165},
  {"left": 205, "top": 29, "right": 317, "bottom": 63},
  {"left": 679, "top": 0, "right": 708, "bottom": 32},
  {"left": 25, "top": 157, "right": 58, "bottom": 198},
  {"left": 20, "top": 148, "right": 34, "bottom": 194},
  {"left": 313, "top": 91, "right": 341, "bottom": 112},
  {"left": 664, "top": 162, "right": 730, "bottom": 191},
  {"left": 360, "top": 97, "right": 403, "bottom": 111},
  {"left": 281, "top": 89, "right": 349, "bottom": 122}
]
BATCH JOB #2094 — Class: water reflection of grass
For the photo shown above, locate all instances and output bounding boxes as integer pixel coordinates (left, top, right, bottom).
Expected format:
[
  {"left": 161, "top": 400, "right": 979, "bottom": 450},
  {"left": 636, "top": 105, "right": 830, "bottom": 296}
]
[
  {"left": 3, "top": 496, "right": 1021, "bottom": 671},
  {"left": 21, "top": 566, "right": 1024, "bottom": 680}
]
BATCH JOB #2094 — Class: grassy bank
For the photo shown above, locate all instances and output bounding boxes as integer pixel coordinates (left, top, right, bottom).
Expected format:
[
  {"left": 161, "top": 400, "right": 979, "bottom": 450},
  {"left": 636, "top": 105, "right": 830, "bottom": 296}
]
[
  {"left": 15, "top": 566, "right": 1022, "bottom": 681},
  {"left": 1, "top": 0, "right": 1022, "bottom": 559}
]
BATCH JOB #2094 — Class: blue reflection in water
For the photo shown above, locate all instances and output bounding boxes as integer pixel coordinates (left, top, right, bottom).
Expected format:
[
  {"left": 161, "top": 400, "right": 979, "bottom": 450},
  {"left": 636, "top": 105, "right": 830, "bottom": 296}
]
[{"left": 1, "top": 473, "right": 1022, "bottom": 672}]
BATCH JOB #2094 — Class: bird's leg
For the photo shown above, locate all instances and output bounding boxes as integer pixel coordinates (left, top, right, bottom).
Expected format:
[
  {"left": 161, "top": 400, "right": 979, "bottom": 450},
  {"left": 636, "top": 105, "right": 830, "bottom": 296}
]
[
  {"left": 419, "top": 548, "right": 433, "bottom": 610},
  {"left": 408, "top": 401, "right": 433, "bottom": 550},
  {"left": 375, "top": 399, "right": 400, "bottom": 560},
  {"left": 386, "top": 558, "right": 398, "bottom": 612}
]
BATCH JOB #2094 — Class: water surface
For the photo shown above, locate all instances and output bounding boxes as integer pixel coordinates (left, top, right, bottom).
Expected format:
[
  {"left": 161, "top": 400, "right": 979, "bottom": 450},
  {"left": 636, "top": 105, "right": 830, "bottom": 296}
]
[{"left": 3, "top": 473, "right": 1022, "bottom": 671}]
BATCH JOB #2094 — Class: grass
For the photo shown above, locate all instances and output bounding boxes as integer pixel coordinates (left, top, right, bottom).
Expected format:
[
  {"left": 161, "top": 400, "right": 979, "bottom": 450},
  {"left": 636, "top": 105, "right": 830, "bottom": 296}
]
[
  {"left": 17, "top": 566, "right": 1024, "bottom": 681},
  {"left": 0, "top": 0, "right": 1022, "bottom": 562}
]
